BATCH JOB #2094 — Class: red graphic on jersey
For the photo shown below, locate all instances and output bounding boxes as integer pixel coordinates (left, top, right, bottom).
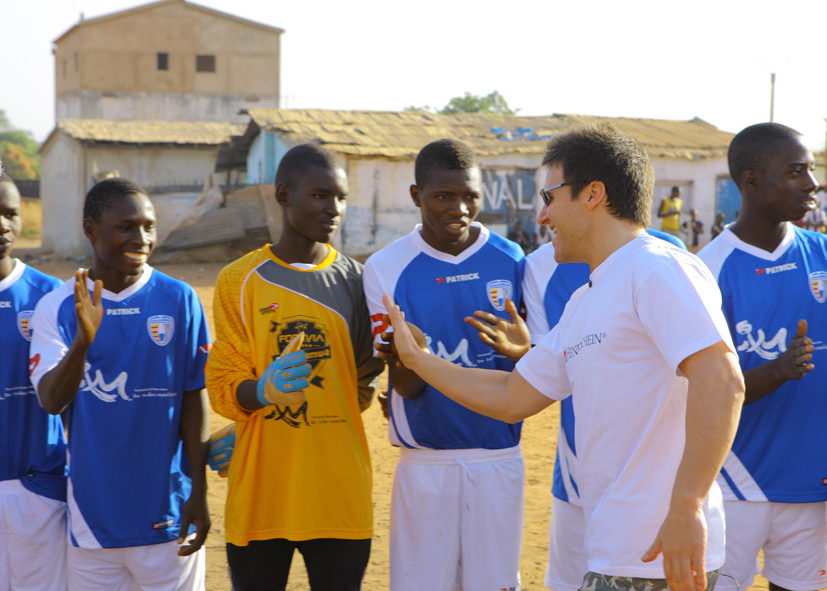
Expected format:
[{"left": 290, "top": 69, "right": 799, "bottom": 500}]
[
  {"left": 436, "top": 277, "right": 445, "bottom": 284},
  {"left": 756, "top": 268, "right": 765, "bottom": 275},
  {"left": 371, "top": 313, "right": 389, "bottom": 339},
  {"left": 820, "top": 570, "right": 826, "bottom": 577},
  {"left": 29, "top": 354, "right": 40, "bottom": 376},
  {"left": 198, "top": 343, "right": 212, "bottom": 354}
]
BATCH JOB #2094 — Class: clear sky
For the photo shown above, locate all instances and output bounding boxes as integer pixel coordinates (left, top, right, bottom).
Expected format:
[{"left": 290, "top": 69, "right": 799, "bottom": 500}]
[{"left": 2, "top": 0, "right": 826, "bottom": 151}]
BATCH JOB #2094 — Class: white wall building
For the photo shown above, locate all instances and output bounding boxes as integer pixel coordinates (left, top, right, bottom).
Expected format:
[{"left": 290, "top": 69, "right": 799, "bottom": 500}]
[{"left": 218, "top": 109, "right": 735, "bottom": 258}]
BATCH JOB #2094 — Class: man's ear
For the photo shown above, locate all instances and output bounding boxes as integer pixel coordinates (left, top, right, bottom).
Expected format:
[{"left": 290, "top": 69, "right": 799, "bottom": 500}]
[
  {"left": 410, "top": 184, "right": 422, "bottom": 208},
  {"left": 740, "top": 169, "right": 758, "bottom": 193},
  {"left": 275, "top": 183, "right": 290, "bottom": 208},
  {"left": 584, "top": 181, "right": 607, "bottom": 212},
  {"left": 82, "top": 219, "right": 95, "bottom": 241}
]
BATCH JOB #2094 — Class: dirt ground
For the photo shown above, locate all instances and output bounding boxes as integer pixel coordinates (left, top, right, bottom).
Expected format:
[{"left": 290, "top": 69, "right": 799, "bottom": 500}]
[{"left": 16, "top": 247, "right": 769, "bottom": 591}]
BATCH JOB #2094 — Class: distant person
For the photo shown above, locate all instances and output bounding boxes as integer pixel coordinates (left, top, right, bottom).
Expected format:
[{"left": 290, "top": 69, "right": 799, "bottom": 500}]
[
  {"left": 699, "top": 122, "right": 827, "bottom": 591},
  {"left": 508, "top": 221, "right": 531, "bottom": 254},
  {"left": 535, "top": 224, "right": 553, "bottom": 249},
  {"left": 30, "top": 178, "right": 211, "bottom": 591},
  {"left": 0, "top": 169, "right": 66, "bottom": 591},
  {"left": 682, "top": 208, "right": 704, "bottom": 252},
  {"left": 381, "top": 124, "right": 744, "bottom": 591},
  {"left": 364, "top": 139, "right": 526, "bottom": 591},
  {"left": 657, "top": 186, "right": 683, "bottom": 237},
  {"left": 710, "top": 213, "right": 726, "bottom": 240},
  {"left": 803, "top": 198, "right": 826, "bottom": 232},
  {"left": 206, "top": 144, "right": 384, "bottom": 591}
]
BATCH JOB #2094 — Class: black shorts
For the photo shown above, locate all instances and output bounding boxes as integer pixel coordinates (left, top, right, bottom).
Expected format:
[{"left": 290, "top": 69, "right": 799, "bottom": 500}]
[{"left": 227, "top": 538, "right": 371, "bottom": 591}]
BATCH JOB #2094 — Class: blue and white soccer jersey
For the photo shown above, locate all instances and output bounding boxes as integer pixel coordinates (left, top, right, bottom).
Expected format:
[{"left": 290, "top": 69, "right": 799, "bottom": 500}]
[
  {"left": 700, "top": 224, "right": 827, "bottom": 590},
  {"left": 363, "top": 223, "right": 525, "bottom": 591},
  {"left": 0, "top": 260, "right": 66, "bottom": 591},
  {"left": 30, "top": 266, "right": 210, "bottom": 551},
  {"left": 525, "top": 233, "right": 686, "bottom": 591}
]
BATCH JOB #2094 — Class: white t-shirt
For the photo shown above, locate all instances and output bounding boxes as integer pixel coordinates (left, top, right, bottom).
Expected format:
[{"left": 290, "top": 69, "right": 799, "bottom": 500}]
[{"left": 517, "top": 234, "right": 733, "bottom": 578}]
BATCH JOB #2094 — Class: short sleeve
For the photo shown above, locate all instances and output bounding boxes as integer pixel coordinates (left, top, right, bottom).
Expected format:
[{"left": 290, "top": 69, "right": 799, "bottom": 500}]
[
  {"left": 183, "top": 286, "right": 210, "bottom": 392},
  {"left": 515, "top": 324, "right": 572, "bottom": 401},
  {"left": 636, "top": 257, "right": 735, "bottom": 374},
  {"left": 523, "top": 259, "right": 551, "bottom": 344},
  {"left": 29, "top": 286, "right": 71, "bottom": 395},
  {"left": 362, "top": 259, "right": 391, "bottom": 354}
]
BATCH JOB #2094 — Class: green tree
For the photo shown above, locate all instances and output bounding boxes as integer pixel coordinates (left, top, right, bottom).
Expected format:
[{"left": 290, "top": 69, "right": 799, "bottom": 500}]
[
  {"left": 439, "top": 91, "right": 519, "bottom": 115},
  {"left": 0, "top": 111, "right": 40, "bottom": 180}
]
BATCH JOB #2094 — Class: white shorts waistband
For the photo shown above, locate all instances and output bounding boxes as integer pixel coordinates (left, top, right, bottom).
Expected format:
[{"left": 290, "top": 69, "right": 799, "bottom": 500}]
[{"left": 398, "top": 444, "right": 522, "bottom": 465}]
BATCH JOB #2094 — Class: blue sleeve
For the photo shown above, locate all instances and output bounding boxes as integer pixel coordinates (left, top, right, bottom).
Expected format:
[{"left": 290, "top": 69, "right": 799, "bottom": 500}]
[{"left": 184, "top": 287, "right": 210, "bottom": 392}]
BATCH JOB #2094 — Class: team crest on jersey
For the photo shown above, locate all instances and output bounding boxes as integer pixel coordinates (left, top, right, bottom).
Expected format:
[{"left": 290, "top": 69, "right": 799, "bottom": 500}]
[
  {"left": 808, "top": 271, "right": 827, "bottom": 303},
  {"left": 17, "top": 310, "right": 34, "bottom": 341},
  {"left": 486, "top": 280, "right": 512, "bottom": 311},
  {"left": 147, "top": 315, "right": 175, "bottom": 346}
]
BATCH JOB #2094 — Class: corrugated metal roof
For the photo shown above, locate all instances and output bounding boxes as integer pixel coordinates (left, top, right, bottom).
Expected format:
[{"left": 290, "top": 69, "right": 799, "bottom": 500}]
[
  {"left": 51, "top": 119, "right": 246, "bottom": 147},
  {"left": 244, "top": 109, "right": 734, "bottom": 160}
]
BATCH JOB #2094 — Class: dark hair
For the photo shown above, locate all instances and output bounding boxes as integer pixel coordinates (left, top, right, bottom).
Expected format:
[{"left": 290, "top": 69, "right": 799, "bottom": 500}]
[
  {"left": 728, "top": 123, "right": 802, "bottom": 189},
  {"left": 275, "top": 143, "right": 342, "bottom": 190},
  {"left": 542, "top": 124, "right": 654, "bottom": 226},
  {"left": 414, "top": 139, "right": 479, "bottom": 187},
  {"left": 83, "top": 177, "right": 147, "bottom": 222}
]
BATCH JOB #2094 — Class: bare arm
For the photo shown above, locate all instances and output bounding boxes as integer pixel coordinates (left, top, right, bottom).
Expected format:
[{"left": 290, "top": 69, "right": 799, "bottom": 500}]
[
  {"left": 383, "top": 294, "right": 553, "bottom": 422},
  {"left": 742, "top": 319, "right": 813, "bottom": 404},
  {"left": 38, "top": 271, "right": 104, "bottom": 415},
  {"left": 374, "top": 317, "right": 429, "bottom": 400},
  {"left": 642, "top": 340, "right": 744, "bottom": 591},
  {"left": 177, "top": 388, "right": 211, "bottom": 556}
]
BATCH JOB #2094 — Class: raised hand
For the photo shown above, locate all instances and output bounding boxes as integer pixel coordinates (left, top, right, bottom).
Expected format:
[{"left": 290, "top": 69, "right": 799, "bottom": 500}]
[
  {"left": 74, "top": 270, "right": 104, "bottom": 347},
  {"left": 464, "top": 299, "right": 531, "bottom": 362},
  {"left": 382, "top": 294, "right": 428, "bottom": 370},
  {"left": 778, "top": 319, "right": 815, "bottom": 380}
]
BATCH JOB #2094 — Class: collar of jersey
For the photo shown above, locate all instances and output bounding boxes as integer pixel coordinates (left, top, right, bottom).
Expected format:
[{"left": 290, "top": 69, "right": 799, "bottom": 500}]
[
  {"left": 265, "top": 244, "right": 337, "bottom": 271},
  {"left": 0, "top": 259, "right": 25, "bottom": 294},
  {"left": 720, "top": 222, "right": 795, "bottom": 262},
  {"left": 83, "top": 264, "right": 153, "bottom": 302},
  {"left": 411, "top": 222, "right": 489, "bottom": 264}
]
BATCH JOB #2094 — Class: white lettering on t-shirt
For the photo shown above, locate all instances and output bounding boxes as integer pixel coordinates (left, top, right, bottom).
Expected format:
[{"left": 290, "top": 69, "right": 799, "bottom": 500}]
[
  {"left": 0, "top": 301, "right": 10, "bottom": 308},
  {"left": 80, "top": 362, "right": 130, "bottom": 402},
  {"left": 757, "top": 262, "right": 797, "bottom": 275},
  {"left": 735, "top": 321, "right": 787, "bottom": 360},
  {"left": 106, "top": 308, "right": 141, "bottom": 316},
  {"left": 437, "top": 272, "right": 480, "bottom": 284}
]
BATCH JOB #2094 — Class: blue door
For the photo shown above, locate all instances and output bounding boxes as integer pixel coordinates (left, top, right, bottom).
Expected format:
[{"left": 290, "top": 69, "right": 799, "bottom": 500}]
[{"left": 716, "top": 177, "right": 741, "bottom": 224}]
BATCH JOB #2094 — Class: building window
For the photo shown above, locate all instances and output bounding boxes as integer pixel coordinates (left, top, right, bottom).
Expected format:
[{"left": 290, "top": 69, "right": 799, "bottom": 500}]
[
  {"left": 157, "top": 52, "right": 168, "bottom": 71},
  {"left": 196, "top": 55, "right": 215, "bottom": 73}
]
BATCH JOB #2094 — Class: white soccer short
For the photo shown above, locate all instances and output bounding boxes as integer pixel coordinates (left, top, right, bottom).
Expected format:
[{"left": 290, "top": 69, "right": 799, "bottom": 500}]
[
  {"left": 0, "top": 479, "right": 67, "bottom": 591},
  {"left": 67, "top": 538, "right": 205, "bottom": 591},
  {"left": 390, "top": 445, "right": 524, "bottom": 591},
  {"left": 716, "top": 500, "right": 827, "bottom": 591},
  {"left": 545, "top": 496, "right": 588, "bottom": 591}
]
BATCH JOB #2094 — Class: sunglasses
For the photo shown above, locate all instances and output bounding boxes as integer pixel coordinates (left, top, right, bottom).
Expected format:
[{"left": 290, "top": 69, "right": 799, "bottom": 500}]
[{"left": 539, "top": 180, "right": 576, "bottom": 207}]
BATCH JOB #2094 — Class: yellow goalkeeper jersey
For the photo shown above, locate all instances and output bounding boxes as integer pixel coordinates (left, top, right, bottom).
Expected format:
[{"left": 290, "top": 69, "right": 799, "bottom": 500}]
[{"left": 206, "top": 246, "right": 384, "bottom": 545}]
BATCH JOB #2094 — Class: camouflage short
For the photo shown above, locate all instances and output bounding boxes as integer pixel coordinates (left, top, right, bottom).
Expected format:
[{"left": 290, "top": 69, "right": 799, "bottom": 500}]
[{"left": 578, "top": 569, "right": 720, "bottom": 591}]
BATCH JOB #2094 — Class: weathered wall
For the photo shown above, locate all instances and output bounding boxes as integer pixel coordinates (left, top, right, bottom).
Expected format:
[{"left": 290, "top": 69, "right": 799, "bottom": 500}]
[
  {"left": 84, "top": 145, "right": 220, "bottom": 188},
  {"left": 40, "top": 133, "right": 85, "bottom": 254},
  {"left": 57, "top": 91, "right": 278, "bottom": 123},
  {"left": 55, "top": 1, "right": 281, "bottom": 121}
]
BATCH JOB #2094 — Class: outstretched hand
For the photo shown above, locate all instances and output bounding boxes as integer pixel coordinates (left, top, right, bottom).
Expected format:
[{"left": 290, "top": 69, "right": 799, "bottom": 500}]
[
  {"left": 778, "top": 319, "right": 815, "bottom": 380},
  {"left": 74, "top": 270, "right": 104, "bottom": 347},
  {"left": 381, "top": 294, "right": 429, "bottom": 370},
  {"left": 464, "top": 299, "right": 530, "bottom": 362}
]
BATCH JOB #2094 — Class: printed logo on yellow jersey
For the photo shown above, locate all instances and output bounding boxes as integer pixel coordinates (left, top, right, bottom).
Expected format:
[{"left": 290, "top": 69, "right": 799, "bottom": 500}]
[{"left": 269, "top": 316, "right": 331, "bottom": 390}]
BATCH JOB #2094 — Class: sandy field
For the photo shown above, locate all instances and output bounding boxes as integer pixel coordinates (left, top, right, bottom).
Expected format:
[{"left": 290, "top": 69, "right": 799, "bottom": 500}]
[{"left": 17, "top": 245, "right": 769, "bottom": 591}]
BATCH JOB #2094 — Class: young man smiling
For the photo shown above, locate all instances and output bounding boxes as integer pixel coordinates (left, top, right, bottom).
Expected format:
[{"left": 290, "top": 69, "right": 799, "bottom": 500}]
[
  {"left": 206, "top": 144, "right": 383, "bottom": 591},
  {"left": 0, "top": 170, "right": 67, "bottom": 591},
  {"left": 381, "top": 126, "right": 744, "bottom": 591},
  {"left": 363, "top": 139, "right": 526, "bottom": 591},
  {"left": 30, "top": 178, "right": 211, "bottom": 591},
  {"left": 699, "top": 123, "right": 827, "bottom": 591}
]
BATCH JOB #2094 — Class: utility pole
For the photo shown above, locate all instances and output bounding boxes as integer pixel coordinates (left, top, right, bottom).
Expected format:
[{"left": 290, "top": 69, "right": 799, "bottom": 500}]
[{"left": 769, "top": 72, "right": 776, "bottom": 122}]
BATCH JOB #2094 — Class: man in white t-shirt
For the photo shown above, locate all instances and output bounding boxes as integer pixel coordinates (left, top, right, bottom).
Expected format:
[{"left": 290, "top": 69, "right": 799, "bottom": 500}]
[{"left": 379, "top": 124, "right": 745, "bottom": 591}]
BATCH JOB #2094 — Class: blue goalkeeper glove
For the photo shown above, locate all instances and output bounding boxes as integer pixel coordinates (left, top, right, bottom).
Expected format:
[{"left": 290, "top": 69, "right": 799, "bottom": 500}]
[
  {"left": 207, "top": 429, "right": 235, "bottom": 472},
  {"left": 256, "top": 350, "right": 311, "bottom": 406}
]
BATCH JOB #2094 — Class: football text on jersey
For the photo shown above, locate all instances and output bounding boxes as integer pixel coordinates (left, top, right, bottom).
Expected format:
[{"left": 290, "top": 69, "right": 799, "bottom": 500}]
[{"left": 735, "top": 320, "right": 786, "bottom": 360}]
